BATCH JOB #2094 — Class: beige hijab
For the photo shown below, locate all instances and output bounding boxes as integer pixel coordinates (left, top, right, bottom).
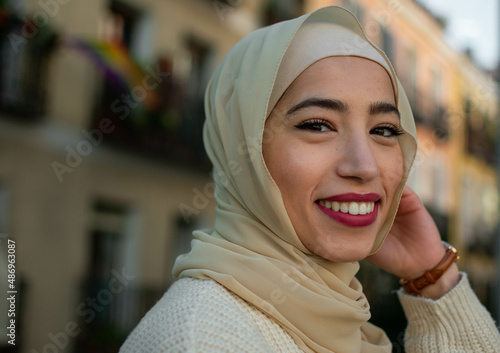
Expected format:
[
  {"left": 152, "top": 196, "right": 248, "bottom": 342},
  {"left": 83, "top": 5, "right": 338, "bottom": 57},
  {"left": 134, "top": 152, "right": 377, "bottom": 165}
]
[{"left": 173, "top": 6, "right": 417, "bottom": 353}]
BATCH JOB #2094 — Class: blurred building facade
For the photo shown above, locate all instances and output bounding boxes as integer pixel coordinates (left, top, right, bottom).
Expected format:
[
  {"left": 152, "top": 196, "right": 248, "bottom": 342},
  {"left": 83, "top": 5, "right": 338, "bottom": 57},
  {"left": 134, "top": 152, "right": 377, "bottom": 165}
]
[
  {"left": 0, "top": 0, "right": 273, "bottom": 352},
  {"left": 0, "top": 0, "right": 498, "bottom": 352}
]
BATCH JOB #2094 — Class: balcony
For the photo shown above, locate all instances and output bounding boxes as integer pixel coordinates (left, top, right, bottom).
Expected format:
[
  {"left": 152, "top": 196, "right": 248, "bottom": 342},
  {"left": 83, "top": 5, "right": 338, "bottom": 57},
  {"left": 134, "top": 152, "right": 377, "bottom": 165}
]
[{"left": 404, "top": 85, "right": 450, "bottom": 140}]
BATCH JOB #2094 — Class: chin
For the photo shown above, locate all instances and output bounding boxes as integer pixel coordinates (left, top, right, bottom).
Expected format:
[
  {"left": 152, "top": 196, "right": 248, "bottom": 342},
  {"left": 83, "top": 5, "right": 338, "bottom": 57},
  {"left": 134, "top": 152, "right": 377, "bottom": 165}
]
[{"left": 312, "top": 243, "right": 373, "bottom": 263}]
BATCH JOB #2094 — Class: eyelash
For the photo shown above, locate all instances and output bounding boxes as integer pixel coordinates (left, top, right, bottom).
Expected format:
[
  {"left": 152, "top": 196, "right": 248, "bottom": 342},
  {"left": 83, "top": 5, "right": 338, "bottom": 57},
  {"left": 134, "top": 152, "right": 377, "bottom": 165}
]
[
  {"left": 372, "top": 124, "right": 406, "bottom": 138},
  {"left": 294, "top": 119, "right": 334, "bottom": 132},
  {"left": 294, "top": 119, "right": 405, "bottom": 138}
]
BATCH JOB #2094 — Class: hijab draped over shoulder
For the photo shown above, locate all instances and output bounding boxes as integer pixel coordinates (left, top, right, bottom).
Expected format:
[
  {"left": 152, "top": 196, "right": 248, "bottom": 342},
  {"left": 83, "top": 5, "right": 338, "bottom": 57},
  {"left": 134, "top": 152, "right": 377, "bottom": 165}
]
[{"left": 173, "top": 6, "right": 417, "bottom": 353}]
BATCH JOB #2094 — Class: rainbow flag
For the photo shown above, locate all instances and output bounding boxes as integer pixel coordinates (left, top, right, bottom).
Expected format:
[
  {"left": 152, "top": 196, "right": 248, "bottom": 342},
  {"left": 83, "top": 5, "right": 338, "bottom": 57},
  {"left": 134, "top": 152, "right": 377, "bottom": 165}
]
[{"left": 64, "top": 37, "right": 160, "bottom": 111}]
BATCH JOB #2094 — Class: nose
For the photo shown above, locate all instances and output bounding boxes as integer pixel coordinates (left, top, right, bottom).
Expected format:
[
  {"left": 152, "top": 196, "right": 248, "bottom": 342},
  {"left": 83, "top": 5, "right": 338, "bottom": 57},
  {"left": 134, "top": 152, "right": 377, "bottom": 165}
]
[{"left": 335, "top": 134, "right": 379, "bottom": 182}]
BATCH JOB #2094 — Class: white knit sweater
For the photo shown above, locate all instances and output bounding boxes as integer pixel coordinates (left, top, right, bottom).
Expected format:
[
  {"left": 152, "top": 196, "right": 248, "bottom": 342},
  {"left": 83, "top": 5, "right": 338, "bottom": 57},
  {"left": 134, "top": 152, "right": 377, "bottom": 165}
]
[{"left": 119, "top": 274, "right": 500, "bottom": 352}]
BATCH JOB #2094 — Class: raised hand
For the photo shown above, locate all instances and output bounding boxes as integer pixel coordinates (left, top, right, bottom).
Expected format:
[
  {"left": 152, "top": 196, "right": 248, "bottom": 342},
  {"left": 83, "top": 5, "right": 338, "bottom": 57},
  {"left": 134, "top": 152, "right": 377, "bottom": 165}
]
[{"left": 368, "top": 186, "right": 459, "bottom": 298}]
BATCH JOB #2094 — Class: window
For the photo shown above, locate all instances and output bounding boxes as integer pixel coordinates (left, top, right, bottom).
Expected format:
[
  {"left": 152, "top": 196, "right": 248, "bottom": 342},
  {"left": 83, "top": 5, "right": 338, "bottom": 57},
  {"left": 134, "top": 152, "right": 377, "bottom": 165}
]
[
  {"left": 464, "top": 96, "right": 496, "bottom": 165},
  {"left": 381, "top": 26, "right": 393, "bottom": 62},
  {"left": 341, "top": 0, "right": 364, "bottom": 23},
  {"left": 88, "top": 201, "right": 129, "bottom": 282},
  {"left": 409, "top": 47, "right": 417, "bottom": 108},
  {"left": 264, "top": 0, "right": 304, "bottom": 25},
  {"left": 79, "top": 199, "right": 138, "bottom": 350},
  {"left": 0, "top": 4, "right": 56, "bottom": 120},
  {"left": 4, "top": 0, "right": 26, "bottom": 14},
  {"left": 90, "top": 1, "right": 212, "bottom": 171},
  {"left": 432, "top": 67, "right": 441, "bottom": 112},
  {"left": 166, "top": 215, "right": 198, "bottom": 284}
]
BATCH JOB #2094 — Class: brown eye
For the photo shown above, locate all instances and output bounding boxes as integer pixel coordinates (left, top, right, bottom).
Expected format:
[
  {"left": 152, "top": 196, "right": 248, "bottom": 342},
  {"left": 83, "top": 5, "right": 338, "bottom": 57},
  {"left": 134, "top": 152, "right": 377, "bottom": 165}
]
[
  {"left": 295, "top": 119, "right": 334, "bottom": 132},
  {"left": 371, "top": 125, "right": 405, "bottom": 138}
]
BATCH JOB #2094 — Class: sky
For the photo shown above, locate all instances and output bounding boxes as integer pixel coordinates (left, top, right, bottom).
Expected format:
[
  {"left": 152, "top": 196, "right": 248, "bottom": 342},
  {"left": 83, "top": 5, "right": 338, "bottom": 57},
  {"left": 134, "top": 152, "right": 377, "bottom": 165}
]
[{"left": 418, "top": 0, "right": 498, "bottom": 71}]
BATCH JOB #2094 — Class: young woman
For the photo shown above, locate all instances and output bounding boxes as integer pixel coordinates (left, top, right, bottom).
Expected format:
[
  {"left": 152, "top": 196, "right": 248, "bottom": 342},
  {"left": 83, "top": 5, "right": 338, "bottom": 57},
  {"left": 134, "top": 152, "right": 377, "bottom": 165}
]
[{"left": 120, "top": 6, "right": 500, "bottom": 352}]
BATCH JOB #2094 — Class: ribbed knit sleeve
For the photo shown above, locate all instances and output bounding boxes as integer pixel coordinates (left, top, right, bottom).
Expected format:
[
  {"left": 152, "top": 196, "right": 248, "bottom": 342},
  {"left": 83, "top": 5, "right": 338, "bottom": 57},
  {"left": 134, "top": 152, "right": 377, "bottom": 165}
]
[{"left": 398, "top": 273, "right": 500, "bottom": 352}]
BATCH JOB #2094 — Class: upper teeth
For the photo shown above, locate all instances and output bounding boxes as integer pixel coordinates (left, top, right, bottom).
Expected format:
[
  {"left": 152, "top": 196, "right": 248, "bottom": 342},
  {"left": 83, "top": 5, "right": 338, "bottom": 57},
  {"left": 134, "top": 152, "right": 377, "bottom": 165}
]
[{"left": 318, "top": 200, "right": 375, "bottom": 215}]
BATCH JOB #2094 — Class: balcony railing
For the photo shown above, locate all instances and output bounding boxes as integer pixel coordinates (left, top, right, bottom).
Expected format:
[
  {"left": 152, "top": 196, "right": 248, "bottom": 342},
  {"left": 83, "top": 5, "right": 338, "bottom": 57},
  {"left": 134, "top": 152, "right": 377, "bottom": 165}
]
[
  {"left": 399, "top": 78, "right": 450, "bottom": 140},
  {"left": 92, "top": 80, "right": 211, "bottom": 171}
]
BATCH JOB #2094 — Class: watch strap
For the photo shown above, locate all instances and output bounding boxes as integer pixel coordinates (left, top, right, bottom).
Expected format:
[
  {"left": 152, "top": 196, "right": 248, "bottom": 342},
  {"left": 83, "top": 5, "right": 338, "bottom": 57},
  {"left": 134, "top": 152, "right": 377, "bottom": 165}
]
[{"left": 400, "top": 241, "right": 459, "bottom": 295}]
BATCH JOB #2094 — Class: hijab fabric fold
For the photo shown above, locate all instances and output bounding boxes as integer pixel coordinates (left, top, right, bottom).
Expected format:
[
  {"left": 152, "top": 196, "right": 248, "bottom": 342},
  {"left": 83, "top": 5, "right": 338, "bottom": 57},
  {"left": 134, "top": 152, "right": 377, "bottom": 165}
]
[{"left": 173, "top": 6, "right": 417, "bottom": 353}]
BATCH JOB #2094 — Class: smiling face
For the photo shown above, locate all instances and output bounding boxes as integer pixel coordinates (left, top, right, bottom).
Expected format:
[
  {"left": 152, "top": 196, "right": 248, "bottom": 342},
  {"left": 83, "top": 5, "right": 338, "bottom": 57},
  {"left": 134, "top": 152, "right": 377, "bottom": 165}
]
[{"left": 262, "top": 56, "right": 404, "bottom": 263}]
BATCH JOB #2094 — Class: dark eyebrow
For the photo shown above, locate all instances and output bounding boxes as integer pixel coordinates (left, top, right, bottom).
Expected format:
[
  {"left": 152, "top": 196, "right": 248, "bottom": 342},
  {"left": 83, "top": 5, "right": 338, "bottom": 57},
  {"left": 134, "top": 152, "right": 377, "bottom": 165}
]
[
  {"left": 369, "top": 101, "right": 400, "bottom": 118},
  {"left": 286, "top": 97, "right": 347, "bottom": 116}
]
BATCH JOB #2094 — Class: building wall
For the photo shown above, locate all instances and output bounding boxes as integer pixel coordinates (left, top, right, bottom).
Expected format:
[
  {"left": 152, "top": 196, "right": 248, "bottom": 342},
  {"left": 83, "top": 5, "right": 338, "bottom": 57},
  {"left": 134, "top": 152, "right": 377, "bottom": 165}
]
[
  {"left": 0, "top": 126, "right": 219, "bottom": 351},
  {"left": 0, "top": 0, "right": 267, "bottom": 352}
]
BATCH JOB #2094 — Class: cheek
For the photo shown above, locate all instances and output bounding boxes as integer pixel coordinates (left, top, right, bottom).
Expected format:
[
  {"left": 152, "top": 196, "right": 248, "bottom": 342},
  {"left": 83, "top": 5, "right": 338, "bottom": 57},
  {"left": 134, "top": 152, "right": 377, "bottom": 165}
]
[
  {"left": 264, "top": 141, "right": 324, "bottom": 204},
  {"left": 266, "top": 145, "right": 304, "bottom": 192},
  {"left": 379, "top": 147, "right": 405, "bottom": 192}
]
